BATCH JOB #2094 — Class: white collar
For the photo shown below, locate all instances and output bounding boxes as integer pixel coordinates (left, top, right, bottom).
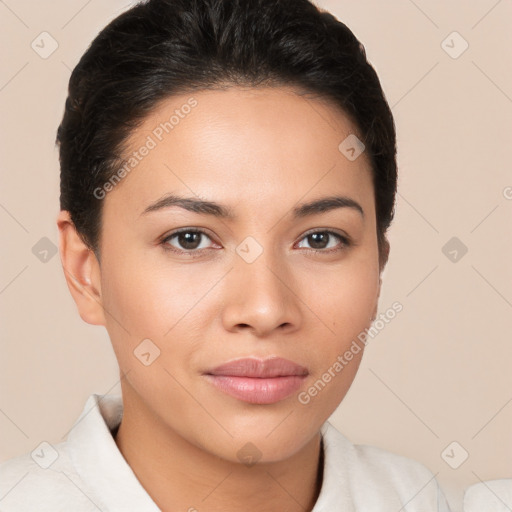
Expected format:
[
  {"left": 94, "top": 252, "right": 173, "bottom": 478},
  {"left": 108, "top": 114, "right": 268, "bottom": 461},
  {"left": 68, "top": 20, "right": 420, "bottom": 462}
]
[
  {"left": 66, "top": 393, "right": 351, "bottom": 511},
  {"left": 66, "top": 393, "right": 441, "bottom": 512}
]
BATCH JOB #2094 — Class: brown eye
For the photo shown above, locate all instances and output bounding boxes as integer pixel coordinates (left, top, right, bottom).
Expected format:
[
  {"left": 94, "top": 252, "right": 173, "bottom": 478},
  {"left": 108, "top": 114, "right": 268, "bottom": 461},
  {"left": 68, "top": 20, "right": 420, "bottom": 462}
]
[
  {"left": 162, "top": 229, "right": 215, "bottom": 253},
  {"left": 307, "top": 232, "right": 330, "bottom": 249},
  {"left": 175, "top": 231, "right": 203, "bottom": 250},
  {"left": 297, "top": 230, "right": 350, "bottom": 253}
]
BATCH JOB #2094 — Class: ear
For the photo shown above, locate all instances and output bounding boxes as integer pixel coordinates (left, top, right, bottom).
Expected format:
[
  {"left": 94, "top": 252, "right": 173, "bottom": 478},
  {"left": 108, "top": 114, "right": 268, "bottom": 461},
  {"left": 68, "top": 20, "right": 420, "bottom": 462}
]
[
  {"left": 56, "top": 210, "right": 106, "bottom": 326},
  {"left": 371, "top": 237, "right": 390, "bottom": 322},
  {"left": 378, "top": 236, "right": 390, "bottom": 275}
]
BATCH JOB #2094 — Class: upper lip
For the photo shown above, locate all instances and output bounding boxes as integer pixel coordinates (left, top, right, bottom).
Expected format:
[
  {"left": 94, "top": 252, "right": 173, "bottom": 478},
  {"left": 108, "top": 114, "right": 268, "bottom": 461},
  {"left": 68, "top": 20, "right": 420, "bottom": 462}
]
[{"left": 205, "top": 357, "right": 309, "bottom": 378}]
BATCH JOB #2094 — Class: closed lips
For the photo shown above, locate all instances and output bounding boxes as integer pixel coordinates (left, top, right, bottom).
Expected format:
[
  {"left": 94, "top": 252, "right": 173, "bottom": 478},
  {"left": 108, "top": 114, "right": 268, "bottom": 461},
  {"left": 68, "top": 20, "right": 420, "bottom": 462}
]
[{"left": 205, "top": 357, "right": 309, "bottom": 378}]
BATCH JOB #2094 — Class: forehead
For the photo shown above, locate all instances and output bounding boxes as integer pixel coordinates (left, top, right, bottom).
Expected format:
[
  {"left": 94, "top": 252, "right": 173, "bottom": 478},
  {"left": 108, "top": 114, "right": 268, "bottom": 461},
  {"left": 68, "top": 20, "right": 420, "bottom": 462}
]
[{"left": 103, "top": 86, "right": 374, "bottom": 222}]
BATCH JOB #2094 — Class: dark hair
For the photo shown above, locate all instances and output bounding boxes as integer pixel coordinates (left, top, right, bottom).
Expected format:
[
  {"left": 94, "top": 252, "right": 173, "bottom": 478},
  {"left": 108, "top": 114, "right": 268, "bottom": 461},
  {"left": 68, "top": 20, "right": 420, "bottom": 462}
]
[{"left": 56, "top": 0, "right": 397, "bottom": 264}]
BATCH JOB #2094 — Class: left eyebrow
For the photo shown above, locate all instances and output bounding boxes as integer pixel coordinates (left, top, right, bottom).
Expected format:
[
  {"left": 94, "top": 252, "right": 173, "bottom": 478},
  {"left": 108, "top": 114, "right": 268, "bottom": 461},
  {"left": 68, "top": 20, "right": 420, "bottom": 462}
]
[
  {"left": 292, "top": 196, "right": 364, "bottom": 219},
  {"left": 139, "top": 193, "right": 364, "bottom": 220}
]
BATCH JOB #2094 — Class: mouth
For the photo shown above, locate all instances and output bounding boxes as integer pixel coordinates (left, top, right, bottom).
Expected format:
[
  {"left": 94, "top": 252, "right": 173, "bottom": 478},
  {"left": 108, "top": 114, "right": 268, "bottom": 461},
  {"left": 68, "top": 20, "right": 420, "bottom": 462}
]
[{"left": 203, "top": 357, "right": 309, "bottom": 404}]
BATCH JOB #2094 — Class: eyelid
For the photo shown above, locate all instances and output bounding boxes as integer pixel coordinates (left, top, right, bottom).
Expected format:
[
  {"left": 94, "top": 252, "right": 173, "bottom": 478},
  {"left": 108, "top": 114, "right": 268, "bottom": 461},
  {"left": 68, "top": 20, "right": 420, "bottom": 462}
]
[
  {"left": 160, "top": 228, "right": 218, "bottom": 259},
  {"left": 295, "top": 228, "right": 351, "bottom": 252},
  {"left": 160, "top": 227, "right": 352, "bottom": 255},
  {"left": 300, "top": 227, "right": 350, "bottom": 241},
  {"left": 160, "top": 227, "right": 218, "bottom": 247}
]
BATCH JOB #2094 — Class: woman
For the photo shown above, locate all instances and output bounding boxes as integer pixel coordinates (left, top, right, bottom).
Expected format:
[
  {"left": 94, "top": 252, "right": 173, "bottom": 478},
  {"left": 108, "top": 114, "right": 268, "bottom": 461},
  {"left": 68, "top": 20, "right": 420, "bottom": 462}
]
[{"left": 0, "top": 0, "right": 451, "bottom": 510}]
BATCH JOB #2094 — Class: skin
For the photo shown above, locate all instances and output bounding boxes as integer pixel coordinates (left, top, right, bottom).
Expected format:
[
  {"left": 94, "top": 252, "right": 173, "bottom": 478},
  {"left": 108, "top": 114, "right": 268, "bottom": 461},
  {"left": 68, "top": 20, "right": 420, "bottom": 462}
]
[{"left": 57, "top": 86, "right": 389, "bottom": 512}]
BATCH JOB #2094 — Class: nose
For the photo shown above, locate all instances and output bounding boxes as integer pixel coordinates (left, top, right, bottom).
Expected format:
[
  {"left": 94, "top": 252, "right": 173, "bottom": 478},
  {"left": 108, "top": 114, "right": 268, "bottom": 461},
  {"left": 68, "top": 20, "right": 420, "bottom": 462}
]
[{"left": 220, "top": 249, "right": 302, "bottom": 337}]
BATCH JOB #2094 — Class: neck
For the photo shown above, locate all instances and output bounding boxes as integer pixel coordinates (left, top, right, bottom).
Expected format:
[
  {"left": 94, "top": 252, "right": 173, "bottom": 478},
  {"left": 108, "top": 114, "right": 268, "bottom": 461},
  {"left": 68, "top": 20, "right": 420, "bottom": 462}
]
[{"left": 114, "top": 385, "right": 324, "bottom": 512}]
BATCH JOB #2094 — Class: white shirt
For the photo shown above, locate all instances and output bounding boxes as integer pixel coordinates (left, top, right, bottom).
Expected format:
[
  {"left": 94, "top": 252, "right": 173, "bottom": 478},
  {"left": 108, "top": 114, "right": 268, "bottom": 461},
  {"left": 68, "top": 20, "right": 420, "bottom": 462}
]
[
  {"left": 0, "top": 393, "right": 451, "bottom": 511},
  {"left": 463, "top": 479, "right": 512, "bottom": 511}
]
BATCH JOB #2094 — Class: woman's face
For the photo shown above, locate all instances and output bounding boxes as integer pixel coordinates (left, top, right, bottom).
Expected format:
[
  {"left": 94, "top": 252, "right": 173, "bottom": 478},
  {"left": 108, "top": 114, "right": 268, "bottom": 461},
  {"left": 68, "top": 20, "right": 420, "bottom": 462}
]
[{"left": 98, "top": 86, "right": 383, "bottom": 462}]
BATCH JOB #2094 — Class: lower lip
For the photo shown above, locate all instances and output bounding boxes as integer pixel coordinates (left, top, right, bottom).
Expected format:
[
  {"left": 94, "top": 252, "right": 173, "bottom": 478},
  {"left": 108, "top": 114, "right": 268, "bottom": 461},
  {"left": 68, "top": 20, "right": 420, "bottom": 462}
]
[{"left": 204, "top": 375, "right": 307, "bottom": 404}]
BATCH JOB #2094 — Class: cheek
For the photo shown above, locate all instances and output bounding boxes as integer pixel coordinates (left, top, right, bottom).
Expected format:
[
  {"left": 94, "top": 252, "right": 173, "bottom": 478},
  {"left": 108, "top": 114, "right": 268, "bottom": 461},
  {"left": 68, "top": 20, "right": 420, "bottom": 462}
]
[
  {"left": 305, "top": 255, "right": 380, "bottom": 342},
  {"left": 297, "top": 248, "right": 379, "bottom": 407},
  {"left": 295, "top": 262, "right": 378, "bottom": 423},
  {"left": 98, "top": 247, "right": 216, "bottom": 376},
  {"left": 100, "top": 247, "right": 197, "bottom": 333},
  {"left": 97, "top": 245, "right": 173, "bottom": 370},
  {"left": 333, "top": 270, "right": 378, "bottom": 336}
]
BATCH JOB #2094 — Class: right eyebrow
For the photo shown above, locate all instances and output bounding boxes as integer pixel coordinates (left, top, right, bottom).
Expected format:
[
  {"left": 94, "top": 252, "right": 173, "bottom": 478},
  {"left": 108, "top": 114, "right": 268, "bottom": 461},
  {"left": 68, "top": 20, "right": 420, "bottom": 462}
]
[{"left": 140, "top": 194, "right": 236, "bottom": 220}]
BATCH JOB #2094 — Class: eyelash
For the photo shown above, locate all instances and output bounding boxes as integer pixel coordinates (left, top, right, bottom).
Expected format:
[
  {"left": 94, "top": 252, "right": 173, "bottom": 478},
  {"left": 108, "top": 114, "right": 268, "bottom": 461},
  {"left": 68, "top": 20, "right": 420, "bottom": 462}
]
[{"left": 160, "top": 228, "right": 352, "bottom": 258}]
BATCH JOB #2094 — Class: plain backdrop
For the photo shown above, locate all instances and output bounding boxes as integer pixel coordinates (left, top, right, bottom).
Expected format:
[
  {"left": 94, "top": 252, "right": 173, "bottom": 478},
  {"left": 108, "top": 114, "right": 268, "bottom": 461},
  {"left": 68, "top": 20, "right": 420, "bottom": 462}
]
[{"left": 1, "top": 1, "right": 511, "bottom": 511}]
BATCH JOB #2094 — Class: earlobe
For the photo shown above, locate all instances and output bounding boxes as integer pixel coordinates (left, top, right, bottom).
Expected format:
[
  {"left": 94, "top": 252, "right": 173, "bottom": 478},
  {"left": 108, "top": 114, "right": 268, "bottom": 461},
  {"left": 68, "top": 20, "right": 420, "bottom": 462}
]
[{"left": 56, "top": 210, "right": 106, "bottom": 326}]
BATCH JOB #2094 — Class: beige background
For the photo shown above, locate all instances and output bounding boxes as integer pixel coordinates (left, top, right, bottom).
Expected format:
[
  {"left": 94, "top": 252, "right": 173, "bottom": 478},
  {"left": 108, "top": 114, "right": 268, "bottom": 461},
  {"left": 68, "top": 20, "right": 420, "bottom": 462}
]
[{"left": 1, "top": 1, "right": 511, "bottom": 511}]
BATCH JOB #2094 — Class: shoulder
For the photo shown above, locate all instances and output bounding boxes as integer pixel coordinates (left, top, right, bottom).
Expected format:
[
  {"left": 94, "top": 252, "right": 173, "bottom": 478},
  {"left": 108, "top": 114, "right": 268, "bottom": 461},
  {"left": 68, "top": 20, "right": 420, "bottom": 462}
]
[
  {"left": 351, "top": 438, "right": 436, "bottom": 486},
  {"left": 319, "top": 422, "right": 451, "bottom": 511},
  {"left": 463, "top": 479, "right": 512, "bottom": 511},
  {"left": 0, "top": 441, "right": 98, "bottom": 511}
]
